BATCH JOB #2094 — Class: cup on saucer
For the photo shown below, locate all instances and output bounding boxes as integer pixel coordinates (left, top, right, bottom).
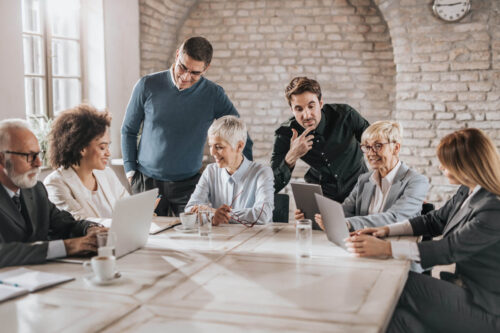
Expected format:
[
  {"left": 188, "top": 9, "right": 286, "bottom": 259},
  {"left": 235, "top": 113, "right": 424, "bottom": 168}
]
[
  {"left": 179, "top": 212, "right": 196, "bottom": 230},
  {"left": 83, "top": 256, "right": 116, "bottom": 282}
]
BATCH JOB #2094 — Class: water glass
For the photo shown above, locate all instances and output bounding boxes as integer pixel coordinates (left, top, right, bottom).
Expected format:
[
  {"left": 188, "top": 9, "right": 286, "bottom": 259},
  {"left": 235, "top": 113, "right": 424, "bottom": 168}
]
[
  {"left": 97, "top": 231, "right": 117, "bottom": 257},
  {"left": 296, "top": 219, "right": 312, "bottom": 258},
  {"left": 198, "top": 208, "right": 213, "bottom": 237}
]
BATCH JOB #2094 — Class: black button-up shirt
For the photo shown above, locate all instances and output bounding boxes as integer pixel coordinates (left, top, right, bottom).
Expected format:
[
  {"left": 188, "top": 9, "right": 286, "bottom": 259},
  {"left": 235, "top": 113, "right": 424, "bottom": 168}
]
[{"left": 271, "top": 104, "right": 369, "bottom": 202}]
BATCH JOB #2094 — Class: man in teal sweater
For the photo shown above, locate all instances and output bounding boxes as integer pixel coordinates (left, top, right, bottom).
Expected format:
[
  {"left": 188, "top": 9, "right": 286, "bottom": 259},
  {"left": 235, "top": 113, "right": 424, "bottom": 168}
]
[{"left": 121, "top": 36, "right": 253, "bottom": 216}]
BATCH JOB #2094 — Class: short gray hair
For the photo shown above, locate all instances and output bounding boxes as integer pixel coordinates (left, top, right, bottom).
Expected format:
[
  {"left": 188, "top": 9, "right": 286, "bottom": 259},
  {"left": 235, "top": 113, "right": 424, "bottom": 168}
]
[
  {"left": 361, "top": 120, "right": 403, "bottom": 145},
  {"left": 208, "top": 116, "right": 247, "bottom": 149},
  {"left": 0, "top": 119, "right": 31, "bottom": 151}
]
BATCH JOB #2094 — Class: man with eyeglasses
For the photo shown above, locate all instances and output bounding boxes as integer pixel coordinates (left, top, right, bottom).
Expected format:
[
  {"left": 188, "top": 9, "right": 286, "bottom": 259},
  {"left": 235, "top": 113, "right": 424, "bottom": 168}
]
[
  {"left": 122, "top": 36, "right": 253, "bottom": 217},
  {"left": 0, "top": 119, "right": 103, "bottom": 267},
  {"left": 271, "top": 77, "right": 370, "bottom": 207}
]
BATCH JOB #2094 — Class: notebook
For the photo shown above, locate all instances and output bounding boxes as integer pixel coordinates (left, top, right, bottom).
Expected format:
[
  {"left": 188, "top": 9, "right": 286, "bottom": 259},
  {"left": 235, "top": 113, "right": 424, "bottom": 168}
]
[{"left": 0, "top": 268, "right": 74, "bottom": 302}]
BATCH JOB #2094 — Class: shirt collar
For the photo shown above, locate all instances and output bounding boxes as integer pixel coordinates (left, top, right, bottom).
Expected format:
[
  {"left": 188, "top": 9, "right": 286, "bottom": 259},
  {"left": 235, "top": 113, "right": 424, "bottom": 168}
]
[
  {"left": 314, "top": 110, "right": 326, "bottom": 136},
  {"left": 2, "top": 183, "right": 19, "bottom": 198},
  {"left": 223, "top": 157, "right": 250, "bottom": 184},
  {"left": 370, "top": 160, "right": 402, "bottom": 188},
  {"left": 169, "top": 65, "right": 183, "bottom": 91}
]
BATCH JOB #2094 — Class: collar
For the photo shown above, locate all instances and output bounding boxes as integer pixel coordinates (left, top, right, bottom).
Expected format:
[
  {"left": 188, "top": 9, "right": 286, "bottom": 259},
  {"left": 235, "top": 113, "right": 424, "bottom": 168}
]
[
  {"left": 223, "top": 157, "right": 250, "bottom": 184},
  {"left": 1, "top": 183, "right": 19, "bottom": 198},
  {"left": 370, "top": 160, "right": 402, "bottom": 188},
  {"left": 315, "top": 109, "right": 326, "bottom": 136},
  {"left": 169, "top": 65, "right": 183, "bottom": 91},
  {"left": 469, "top": 185, "right": 481, "bottom": 197}
]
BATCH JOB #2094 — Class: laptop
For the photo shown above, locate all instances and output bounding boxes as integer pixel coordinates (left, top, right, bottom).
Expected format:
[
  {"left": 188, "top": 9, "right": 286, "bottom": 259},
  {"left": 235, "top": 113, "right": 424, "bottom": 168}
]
[
  {"left": 55, "top": 188, "right": 158, "bottom": 263},
  {"left": 290, "top": 182, "right": 323, "bottom": 220},
  {"left": 314, "top": 193, "right": 350, "bottom": 251}
]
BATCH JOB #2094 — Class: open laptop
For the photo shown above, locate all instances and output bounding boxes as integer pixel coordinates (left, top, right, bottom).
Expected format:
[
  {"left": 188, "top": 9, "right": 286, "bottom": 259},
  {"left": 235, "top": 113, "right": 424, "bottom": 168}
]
[
  {"left": 314, "top": 193, "right": 350, "bottom": 251},
  {"left": 55, "top": 188, "right": 158, "bottom": 263},
  {"left": 290, "top": 182, "right": 323, "bottom": 220}
]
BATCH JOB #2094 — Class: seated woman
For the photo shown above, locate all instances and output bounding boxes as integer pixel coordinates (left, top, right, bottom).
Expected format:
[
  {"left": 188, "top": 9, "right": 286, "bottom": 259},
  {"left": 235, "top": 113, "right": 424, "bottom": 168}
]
[
  {"left": 296, "top": 120, "right": 429, "bottom": 231},
  {"left": 185, "top": 116, "right": 274, "bottom": 225},
  {"left": 44, "top": 104, "right": 129, "bottom": 221},
  {"left": 347, "top": 128, "right": 500, "bottom": 332}
]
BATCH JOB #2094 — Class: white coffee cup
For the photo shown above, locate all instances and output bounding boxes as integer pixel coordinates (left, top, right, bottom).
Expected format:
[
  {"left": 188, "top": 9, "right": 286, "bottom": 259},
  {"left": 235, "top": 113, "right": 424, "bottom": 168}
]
[
  {"left": 180, "top": 212, "right": 196, "bottom": 229},
  {"left": 83, "top": 256, "right": 116, "bottom": 281}
]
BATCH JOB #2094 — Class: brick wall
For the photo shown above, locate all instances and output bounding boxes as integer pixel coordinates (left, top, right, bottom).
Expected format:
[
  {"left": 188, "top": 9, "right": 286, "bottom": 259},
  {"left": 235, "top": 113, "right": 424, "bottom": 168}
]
[{"left": 139, "top": 0, "right": 500, "bottom": 207}]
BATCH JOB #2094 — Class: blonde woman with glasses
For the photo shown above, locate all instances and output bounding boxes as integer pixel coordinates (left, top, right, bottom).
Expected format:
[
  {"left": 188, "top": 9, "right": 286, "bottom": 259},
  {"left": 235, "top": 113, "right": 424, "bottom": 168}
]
[
  {"left": 296, "top": 120, "right": 429, "bottom": 231},
  {"left": 347, "top": 128, "right": 500, "bottom": 332}
]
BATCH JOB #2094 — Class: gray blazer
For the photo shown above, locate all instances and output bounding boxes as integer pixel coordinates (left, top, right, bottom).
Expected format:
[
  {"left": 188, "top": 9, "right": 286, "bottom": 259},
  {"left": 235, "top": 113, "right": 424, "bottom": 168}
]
[
  {"left": 0, "top": 181, "right": 92, "bottom": 267},
  {"left": 412, "top": 186, "right": 500, "bottom": 316},
  {"left": 343, "top": 162, "right": 429, "bottom": 230}
]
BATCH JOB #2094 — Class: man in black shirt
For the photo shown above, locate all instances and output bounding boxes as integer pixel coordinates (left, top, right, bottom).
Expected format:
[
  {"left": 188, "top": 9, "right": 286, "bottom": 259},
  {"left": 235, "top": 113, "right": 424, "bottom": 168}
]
[{"left": 271, "top": 77, "right": 370, "bottom": 202}]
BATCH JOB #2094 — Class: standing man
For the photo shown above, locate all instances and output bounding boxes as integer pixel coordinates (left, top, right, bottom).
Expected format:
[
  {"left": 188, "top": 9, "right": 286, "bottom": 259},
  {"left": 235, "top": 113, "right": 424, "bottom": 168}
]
[
  {"left": 122, "top": 36, "right": 253, "bottom": 216},
  {"left": 271, "top": 77, "right": 369, "bottom": 202},
  {"left": 0, "top": 119, "right": 101, "bottom": 267}
]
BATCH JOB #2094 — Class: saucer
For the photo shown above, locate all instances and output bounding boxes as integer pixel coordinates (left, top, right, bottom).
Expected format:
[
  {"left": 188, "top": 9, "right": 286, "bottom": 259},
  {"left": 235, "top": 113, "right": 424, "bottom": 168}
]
[
  {"left": 174, "top": 225, "right": 197, "bottom": 233},
  {"left": 84, "top": 272, "right": 123, "bottom": 286}
]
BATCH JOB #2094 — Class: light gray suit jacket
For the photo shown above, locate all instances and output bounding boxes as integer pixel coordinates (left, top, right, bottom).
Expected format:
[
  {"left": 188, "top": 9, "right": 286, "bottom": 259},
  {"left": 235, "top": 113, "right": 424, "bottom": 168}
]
[{"left": 343, "top": 162, "right": 429, "bottom": 230}]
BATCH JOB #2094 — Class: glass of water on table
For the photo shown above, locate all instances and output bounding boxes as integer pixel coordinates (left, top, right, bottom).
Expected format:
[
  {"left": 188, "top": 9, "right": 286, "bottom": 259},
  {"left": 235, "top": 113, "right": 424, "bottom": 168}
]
[
  {"left": 197, "top": 204, "right": 213, "bottom": 237},
  {"left": 296, "top": 219, "right": 312, "bottom": 258},
  {"left": 97, "top": 231, "right": 117, "bottom": 257}
]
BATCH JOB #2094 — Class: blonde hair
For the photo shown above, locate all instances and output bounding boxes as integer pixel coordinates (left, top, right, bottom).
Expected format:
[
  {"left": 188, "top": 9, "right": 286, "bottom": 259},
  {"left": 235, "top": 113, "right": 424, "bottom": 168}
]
[
  {"left": 208, "top": 116, "right": 247, "bottom": 149},
  {"left": 361, "top": 120, "right": 403, "bottom": 145},
  {"left": 437, "top": 128, "right": 500, "bottom": 196}
]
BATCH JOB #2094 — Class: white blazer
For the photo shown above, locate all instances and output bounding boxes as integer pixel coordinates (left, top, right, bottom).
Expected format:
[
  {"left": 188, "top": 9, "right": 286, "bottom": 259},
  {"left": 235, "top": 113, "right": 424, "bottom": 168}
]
[{"left": 44, "top": 167, "right": 129, "bottom": 220}]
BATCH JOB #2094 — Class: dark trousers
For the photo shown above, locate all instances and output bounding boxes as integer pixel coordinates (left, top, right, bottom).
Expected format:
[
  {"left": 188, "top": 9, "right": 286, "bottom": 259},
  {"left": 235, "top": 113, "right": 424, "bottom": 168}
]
[
  {"left": 131, "top": 171, "right": 201, "bottom": 217},
  {"left": 387, "top": 272, "right": 500, "bottom": 333}
]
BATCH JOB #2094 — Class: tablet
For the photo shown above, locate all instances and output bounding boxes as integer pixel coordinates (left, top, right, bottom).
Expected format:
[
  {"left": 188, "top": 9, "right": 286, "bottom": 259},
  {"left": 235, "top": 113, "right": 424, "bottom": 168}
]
[
  {"left": 291, "top": 182, "right": 323, "bottom": 220},
  {"left": 315, "top": 193, "right": 349, "bottom": 251}
]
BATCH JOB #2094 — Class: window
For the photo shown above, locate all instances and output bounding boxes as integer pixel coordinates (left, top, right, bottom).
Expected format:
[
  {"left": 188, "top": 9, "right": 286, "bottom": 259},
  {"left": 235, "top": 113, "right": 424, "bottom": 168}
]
[{"left": 21, "top": 0, "right": 82, "bottom": 119}]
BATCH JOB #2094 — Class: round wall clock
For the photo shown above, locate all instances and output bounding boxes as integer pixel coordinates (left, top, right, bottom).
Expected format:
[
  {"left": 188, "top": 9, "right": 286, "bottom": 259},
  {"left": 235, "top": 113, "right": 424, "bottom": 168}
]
[{"left": 433, "top": 0, "right": 471, "bottom": 22}]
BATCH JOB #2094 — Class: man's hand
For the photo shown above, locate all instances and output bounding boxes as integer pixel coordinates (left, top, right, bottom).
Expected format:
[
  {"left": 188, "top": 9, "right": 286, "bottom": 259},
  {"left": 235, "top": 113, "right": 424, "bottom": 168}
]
[
  {"left": 294, "top": 209, "right": 305, "bottom": 220},
  {"left": 344, "top": 234, "right": 392, "bottom": 258},
  {"left": 63, "top": 230, "right": 99, "bottom": 256},
  {"left": 285, "top": 127, "right": 314, "bottom": 168},
  {"left": 350, "top": 226, "right": 390, "bottom": 238},
  {"left": 86, "top": 225, "right": 107, "bottom": 235},
  {"left": 213, "top": 205, "right": 231, "bottom": 226}
]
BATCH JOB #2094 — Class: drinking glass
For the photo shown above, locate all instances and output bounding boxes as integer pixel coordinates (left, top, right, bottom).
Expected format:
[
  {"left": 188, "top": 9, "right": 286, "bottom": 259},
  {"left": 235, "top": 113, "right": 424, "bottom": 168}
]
[
  {"left": 97, "top": 231, "right": 117, "bottom": 257},
  {"left": 296, "top": 219, "right": 312, "bottom": 258},
  {"left": 198, "top": 206, "right": 213, "bottom": 237}
]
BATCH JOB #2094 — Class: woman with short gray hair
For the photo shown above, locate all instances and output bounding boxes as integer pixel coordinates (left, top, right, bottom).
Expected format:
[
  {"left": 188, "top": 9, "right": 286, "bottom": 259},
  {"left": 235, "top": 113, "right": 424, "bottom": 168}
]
[{"left": 185, "top": 116, "right": 274, "bottom": 225}]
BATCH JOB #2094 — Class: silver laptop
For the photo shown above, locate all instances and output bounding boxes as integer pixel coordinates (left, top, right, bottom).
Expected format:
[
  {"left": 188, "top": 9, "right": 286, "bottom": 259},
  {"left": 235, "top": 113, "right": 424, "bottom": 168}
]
[
  {"left": 291, "top": 182, "right": 323, "bottom": 220},
  {"left": 314, "top": 193, "right": 349, "bottom": 251},
  {"left": 55, "top": 188, "right": 158, "bottom": 263}
]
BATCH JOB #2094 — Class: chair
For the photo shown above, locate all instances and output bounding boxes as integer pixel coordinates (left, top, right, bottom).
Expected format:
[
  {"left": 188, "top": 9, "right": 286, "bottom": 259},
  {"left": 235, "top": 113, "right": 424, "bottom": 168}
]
[{"left": 273, "top": 193, "right": 289, "bottom": 222}]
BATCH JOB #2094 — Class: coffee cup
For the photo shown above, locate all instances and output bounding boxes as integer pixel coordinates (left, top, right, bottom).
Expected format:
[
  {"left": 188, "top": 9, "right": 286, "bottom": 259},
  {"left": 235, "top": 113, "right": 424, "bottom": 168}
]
[
  {"left": 180, "top": 212, "right": 196, "bottom": 230},
  {"left": 83, "top": 256, "right": 116, "bottom": 282}
]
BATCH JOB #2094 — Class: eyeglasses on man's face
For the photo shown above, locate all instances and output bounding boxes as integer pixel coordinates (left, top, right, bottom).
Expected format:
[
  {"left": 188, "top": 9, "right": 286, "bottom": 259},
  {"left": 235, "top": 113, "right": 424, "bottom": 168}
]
[
  {"left": 360, "top": 142, "right": 393, "bottom": 154},
  {"left": 176, "top": 60, "right": 204, "bottom": 79},
  {"left": 3, "top": 150, "right": 44, "bottom": 164}
]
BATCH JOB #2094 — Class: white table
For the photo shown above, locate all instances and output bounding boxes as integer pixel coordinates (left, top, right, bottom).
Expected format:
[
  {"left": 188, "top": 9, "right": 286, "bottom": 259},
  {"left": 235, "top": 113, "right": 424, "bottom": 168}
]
[{"left": 0, "top": 224, "right": 411, "bottom": 333}]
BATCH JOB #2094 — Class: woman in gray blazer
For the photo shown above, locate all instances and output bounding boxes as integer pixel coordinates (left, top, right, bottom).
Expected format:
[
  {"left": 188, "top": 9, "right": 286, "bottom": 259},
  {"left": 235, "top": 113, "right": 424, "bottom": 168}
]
[
  {"left": 347, "top": 128, "right": 500, "bottom": 332},
  {"left": 296, "top": 120, "right": 429, "bottom": 230}
]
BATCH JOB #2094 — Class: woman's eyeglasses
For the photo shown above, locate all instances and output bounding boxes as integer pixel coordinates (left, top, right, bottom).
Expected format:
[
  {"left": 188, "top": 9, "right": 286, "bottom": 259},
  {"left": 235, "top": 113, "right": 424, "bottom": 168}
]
[{"left": 360, "top": 142, "right": 393, "bottom": 153}]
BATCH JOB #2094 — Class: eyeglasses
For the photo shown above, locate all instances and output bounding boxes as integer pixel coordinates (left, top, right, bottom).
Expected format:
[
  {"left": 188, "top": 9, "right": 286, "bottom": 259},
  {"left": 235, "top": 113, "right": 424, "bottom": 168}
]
[
  {"left": 360, "top": 142, "right": 393, "bottom": 153},
  {"left": 228, "top": 190, "right": 266, "bottom": 228},
  {"left": 176, "top": 61, "right": 204, "bottom": 79},
  {"left": 3, "top": 150, "right": 44, "bottom": 163}
]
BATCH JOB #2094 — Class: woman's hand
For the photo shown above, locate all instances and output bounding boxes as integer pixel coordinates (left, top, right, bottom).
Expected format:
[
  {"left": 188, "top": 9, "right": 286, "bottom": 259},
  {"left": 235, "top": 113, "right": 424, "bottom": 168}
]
[
  {"left": 314, "top": 214, "right": 325, "bottom": 231},
  {"left": 294, "top": 209, "right": 305, "bottom": 220},
  {"left": 350, "top": 226, "right": 389, "bottom": 238},
  {"left": 344, "top": 234, "right": 392, "bottom": 258},
  {"left": 213, "top": 204, "right": 231, "bottom": 226}
]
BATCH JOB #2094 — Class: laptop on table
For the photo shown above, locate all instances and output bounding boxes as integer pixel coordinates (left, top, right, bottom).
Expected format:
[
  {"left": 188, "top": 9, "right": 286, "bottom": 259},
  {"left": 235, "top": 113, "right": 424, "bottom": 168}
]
[{"left": 54, "top": 188, "right": 158, "bottom": 263}]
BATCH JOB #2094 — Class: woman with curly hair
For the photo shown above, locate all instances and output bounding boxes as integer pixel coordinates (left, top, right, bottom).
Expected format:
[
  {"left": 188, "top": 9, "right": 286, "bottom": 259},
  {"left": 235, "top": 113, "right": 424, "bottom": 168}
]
[{"left": 44, "top": 104, "right": 129, "bottom": 221}]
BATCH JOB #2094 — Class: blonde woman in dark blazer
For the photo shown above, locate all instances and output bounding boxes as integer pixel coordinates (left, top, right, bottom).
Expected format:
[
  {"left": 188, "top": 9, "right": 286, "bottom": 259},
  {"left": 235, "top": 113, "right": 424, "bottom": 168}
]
[{"left": 347, "top": 128, "right": 500, "bottom": 332}]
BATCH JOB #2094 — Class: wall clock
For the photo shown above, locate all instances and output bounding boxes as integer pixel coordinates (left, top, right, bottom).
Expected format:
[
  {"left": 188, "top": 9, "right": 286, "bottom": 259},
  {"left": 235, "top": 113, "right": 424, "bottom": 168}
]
[{"left": 433, "top": 0, "right": 471, "bottom": 22}]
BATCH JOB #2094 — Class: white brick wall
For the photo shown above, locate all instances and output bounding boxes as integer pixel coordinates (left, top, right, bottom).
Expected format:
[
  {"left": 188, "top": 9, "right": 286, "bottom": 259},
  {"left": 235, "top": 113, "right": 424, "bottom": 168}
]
[{"left": 139, "top": 0, "right": 500, "bottom": 207}]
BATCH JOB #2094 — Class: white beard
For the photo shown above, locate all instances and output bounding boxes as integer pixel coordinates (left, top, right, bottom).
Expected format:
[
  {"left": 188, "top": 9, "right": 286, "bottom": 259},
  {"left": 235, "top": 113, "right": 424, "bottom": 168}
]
[{"left": 5, "top": 160, "right": 40, "bottom": 189}]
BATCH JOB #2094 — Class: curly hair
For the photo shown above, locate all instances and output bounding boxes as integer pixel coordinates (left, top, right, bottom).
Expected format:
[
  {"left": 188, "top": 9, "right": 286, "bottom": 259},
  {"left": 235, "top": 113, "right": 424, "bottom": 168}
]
[
  {"left": 285, "top": 77, "right": 322, "bottom": 106},
  {"left": 48, "top": 104, "right": 111, "bottom": 169}
]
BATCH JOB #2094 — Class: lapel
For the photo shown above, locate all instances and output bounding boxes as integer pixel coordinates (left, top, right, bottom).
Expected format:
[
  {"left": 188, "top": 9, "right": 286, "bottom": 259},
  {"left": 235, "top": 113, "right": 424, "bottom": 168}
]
[
  {"left": 0, "top": 184, "right": 27, "bottom": 232},
  {"left": 94, "top": 169, "right": 115, "bottom": 210},
  {"left": 383, "top": 163, "right": 409, "bottom": 211},
  {"left": 359, "top": 174, "right": 375, "bottom": 215},
  {"left": 20, "top": 187, "right": 37, "bottom": 234},
  {"left": 442, "top": 188, "right": 478, "bottom": 236},
  {"left": 61, "top": 167, "right": 100, "bottom": 216}
]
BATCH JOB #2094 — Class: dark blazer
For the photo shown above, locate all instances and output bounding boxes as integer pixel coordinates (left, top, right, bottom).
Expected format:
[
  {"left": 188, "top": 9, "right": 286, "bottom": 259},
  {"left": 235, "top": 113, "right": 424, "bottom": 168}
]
[
  {"left": 409, "top": 186, "right": 500, "bottom": 316},
  {"left": 0, "top": 181, "right": 92, "bottom": 267},
  {"left": 343, "top": 162, "right": 429, "bottom": 230}
]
